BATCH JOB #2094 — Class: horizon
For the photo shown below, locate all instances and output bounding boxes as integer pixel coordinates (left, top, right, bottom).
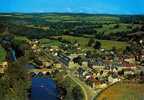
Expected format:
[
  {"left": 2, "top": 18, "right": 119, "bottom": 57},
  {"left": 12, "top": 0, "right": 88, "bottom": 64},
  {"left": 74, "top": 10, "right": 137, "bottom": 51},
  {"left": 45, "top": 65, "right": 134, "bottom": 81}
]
[
  {"left": 0, "top": 12, "right": 144, "bottom": 16},
  {"left": 0, "top": 0, "right": 144, "bottom": 15}
]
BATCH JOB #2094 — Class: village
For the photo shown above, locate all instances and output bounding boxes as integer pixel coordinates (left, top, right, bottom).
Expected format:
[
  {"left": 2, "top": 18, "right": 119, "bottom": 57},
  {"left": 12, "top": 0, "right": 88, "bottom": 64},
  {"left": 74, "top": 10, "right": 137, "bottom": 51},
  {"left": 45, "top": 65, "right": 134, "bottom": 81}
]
[
  {"left": 1, "top": 1, "right": 144, "bottom": 99},
  {"left": 25, "top": 32, "right": 144, "bottom": 96},
  {"left": 0, "top": 30, "right": 144, "bottom": 100}
]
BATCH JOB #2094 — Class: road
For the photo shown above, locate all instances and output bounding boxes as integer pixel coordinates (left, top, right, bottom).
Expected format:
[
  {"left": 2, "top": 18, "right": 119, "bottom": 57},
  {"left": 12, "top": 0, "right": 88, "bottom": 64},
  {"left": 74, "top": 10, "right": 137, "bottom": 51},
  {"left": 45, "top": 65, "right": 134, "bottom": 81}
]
[
  {"left": 67, "top": 73, "right": 89, "bottom": 100},
  {"left": 66, "top": 69, "right": 96, "bottom": 100}
]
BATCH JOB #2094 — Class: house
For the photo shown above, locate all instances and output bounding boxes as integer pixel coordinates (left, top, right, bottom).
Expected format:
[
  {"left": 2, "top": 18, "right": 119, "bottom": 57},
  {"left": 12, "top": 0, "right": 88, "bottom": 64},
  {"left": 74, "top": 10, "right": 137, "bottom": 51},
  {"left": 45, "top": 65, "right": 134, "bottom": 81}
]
[
  {"left": 87, "top": 58, "right": 106, "bottom": 69},
  {"left": 124, "top": 70, "right": 134, "bottom": 76},
  {"left": 124, "top": 58, "right": 136, "bottom": 64},
  {"left": 0, "top": 61, "right": 8, "bottom": 73},
  {"left": 121, "top": 61, "right": 136, "bottom": 69},
  {"left": 124, "top": 54, "right": 136, "bottom": 64},
  {"left": 82, "top": 61, "right": 88, "bottom": 67},
  {"left": 96, "top": 83, "right": 107, "bottom": 89},
  {"left": 54, "top": 63, "right": 62, "bottom": 69},
  {"left": 42, "top": 61, "right": 51, "bottom": 68},
  {"left": 108, "top": 75, "right": 120, "bottom": 83},
  {"left": 31, "top": 44, "right": 37, "bottom": 50},
  {"left": 85, "top": 75, "right": 101, "bottom": 88},
  {"left": 92, "top": 65, "right": 105, "bottom": 70},
  {"left": 69, "top": 61, "right": 79, "bottom": 69}
]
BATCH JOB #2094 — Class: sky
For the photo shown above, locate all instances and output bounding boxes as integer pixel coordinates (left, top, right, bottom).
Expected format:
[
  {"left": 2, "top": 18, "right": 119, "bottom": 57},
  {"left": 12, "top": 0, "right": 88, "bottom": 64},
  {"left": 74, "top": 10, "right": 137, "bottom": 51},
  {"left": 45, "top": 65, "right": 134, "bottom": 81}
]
[{"left": 0, "top": 0, "right": 144, "bottom": 15}]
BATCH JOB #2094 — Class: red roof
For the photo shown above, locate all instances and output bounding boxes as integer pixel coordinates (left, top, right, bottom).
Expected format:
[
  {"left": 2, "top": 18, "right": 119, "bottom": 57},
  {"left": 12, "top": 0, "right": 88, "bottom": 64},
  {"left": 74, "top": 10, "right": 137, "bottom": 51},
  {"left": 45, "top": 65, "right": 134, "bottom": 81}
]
[{"left": 122, "top": 61, "right": 135, "bottom": 68}]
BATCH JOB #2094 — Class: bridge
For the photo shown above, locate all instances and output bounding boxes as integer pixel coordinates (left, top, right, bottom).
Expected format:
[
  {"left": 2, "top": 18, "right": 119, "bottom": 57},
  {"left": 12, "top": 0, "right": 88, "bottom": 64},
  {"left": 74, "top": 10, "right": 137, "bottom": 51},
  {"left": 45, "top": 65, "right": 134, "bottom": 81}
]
[{"left": 28, "top": 68, "right": 53, "bottom": 74}]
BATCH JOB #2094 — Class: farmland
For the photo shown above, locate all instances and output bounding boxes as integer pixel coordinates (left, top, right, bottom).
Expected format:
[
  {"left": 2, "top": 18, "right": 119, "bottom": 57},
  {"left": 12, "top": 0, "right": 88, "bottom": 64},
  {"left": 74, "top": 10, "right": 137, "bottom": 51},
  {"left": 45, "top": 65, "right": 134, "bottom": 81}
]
[
  {"left": 0, "top": 13, "right": 144, "bottom": 40},
  {"left": 13, "top": 34, "right": 128, "bottom": 51},
  {"left": 96, "top": 81, "right": 144, "bottom": 100},
  {"left": 61, "top": 35, "right": 128, "bottom": 50}
]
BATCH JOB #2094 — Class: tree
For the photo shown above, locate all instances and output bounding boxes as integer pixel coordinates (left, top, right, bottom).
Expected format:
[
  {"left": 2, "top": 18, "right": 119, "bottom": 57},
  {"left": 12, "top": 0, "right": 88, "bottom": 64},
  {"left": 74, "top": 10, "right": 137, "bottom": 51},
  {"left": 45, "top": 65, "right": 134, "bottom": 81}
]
[
  {"left": 58, "top": 37, "right": 63, "bottom": 41},
  {"left": 72, "top": 86, "right": 84, "bottom": 100},
  {"left": 124, "top": 46, "right": 133, "bottom": 54},
  {"left": 88, "top": 38, "right": 95, "bottom": 47},
  {"left": 73, "top": 56, "right": 82, "bottom": 65},
  {"left": 112, "top": 46, "right": 117, "bottom": 53},
  {"left": 93, "top": 41, "right": 101, "bottom": 49},
  {"left": 118, "top": 69, "right": 124, "bottom": 76},
  {"left": 57, "top": 86, "right": 67, "bottom": 99},
  {"left": 0, "top": 77, "right": 9, "bottom": 99},
  {"left": 0, "top": 57, "right": 29, "bottom": 100},
  {"left": 4, "top": 58, "right": 29, "bottom": 100},
  {"left": 33, "top": 58, "right": 43, "bottom": 66},
  {"left": 140, "top": 25, "right": 144, "bottom": 31},
  {"left": 113, "top": 24, "right": 119, "bottom": 29},
  {"left": 140, "top": 71, "right": 144, "bottom": 83},
  {"left": 85, "top": 50, "right": 92, "bottom": 58}
]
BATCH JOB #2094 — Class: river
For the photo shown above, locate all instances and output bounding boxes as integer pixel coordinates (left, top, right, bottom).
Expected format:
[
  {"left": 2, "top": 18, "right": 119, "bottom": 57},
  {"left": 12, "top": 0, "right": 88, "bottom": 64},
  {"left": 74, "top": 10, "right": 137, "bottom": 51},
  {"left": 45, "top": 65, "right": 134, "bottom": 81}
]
[{"left": 31, "top": 78, "right": 59, "bottom": 100}]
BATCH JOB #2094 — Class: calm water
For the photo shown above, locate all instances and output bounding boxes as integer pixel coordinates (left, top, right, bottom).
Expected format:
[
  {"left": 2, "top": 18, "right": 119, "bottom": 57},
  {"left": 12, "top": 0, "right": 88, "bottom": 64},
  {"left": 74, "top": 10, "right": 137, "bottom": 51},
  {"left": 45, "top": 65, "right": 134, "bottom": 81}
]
[{"left": 31, "top": 78, "right": 59, "bottom": 100}]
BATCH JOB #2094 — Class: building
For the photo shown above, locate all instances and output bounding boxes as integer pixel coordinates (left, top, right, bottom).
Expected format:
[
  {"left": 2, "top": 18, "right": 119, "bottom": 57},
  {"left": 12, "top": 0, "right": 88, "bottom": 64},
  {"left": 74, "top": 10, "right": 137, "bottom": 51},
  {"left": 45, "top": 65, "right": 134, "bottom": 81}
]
[{"left": 0, "top": 61, "right": 8, "bottom": 73}]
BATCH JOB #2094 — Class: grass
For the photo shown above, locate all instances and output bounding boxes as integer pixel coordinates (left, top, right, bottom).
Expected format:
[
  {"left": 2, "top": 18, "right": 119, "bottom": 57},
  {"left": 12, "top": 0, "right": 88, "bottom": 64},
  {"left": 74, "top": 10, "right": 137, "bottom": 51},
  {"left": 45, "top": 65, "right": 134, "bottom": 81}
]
[
  {"left": 96, "top": 81, "right": 144, "bottom": 100},
  {"left": 61, "top": 35, "right": 128, "bottom": 51},
  {"left": 14, "top": 36, "right": 29, "bottom": 41}
]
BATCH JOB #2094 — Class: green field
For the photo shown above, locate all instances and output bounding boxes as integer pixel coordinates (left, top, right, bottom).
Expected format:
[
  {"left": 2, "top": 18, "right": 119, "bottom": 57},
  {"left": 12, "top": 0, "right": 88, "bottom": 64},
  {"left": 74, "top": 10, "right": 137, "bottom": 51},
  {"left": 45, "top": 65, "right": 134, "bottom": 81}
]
[
  {"left": 61, "top": 35, "right": 128, "bottom": 50},
  {"left": 40, "top": 14, "right": 120, "bottom": 23},
  {"left": 96, "top": 82, "right": 144, "bottom": 100},
  {"left": 97, "top": 23, "right": 134, "bottom": 35},
  {"left": 39, "top": 38, "right": 62, "bottom": 47},
  {"left": 14, "top": 36, "right": 63, "bottom": 48},
  {"left": 0, "top": 45, "right": 6, "bottom": 62},
  {"left": 14, "top": 36, "right": 30, "bottom": 41}
]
